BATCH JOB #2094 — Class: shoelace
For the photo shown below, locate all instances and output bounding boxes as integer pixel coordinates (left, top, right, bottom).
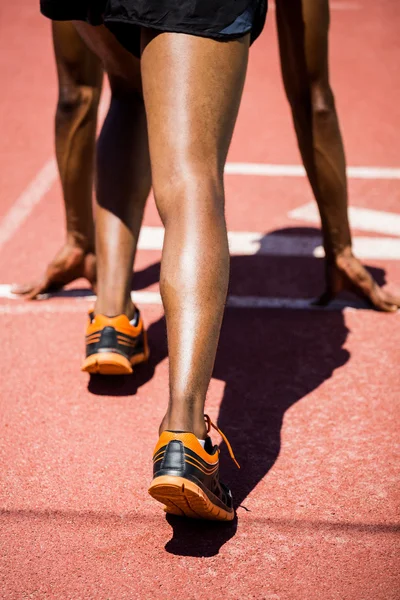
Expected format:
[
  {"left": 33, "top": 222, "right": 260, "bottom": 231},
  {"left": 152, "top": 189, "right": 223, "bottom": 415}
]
[{"left": 204, "top": 414, "right": 240, "bottom": 469}]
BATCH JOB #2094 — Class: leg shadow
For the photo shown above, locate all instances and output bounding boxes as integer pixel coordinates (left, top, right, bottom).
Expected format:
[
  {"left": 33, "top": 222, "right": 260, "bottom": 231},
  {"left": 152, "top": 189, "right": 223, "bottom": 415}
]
[{"left": 165, "top": 227, "right": 389, "bottom": 556}]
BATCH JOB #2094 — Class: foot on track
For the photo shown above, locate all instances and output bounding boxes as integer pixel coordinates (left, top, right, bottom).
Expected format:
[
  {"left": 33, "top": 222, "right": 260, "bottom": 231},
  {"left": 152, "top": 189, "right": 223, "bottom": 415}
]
[
  {"left": 81, "top": 311, "right": 149, "bottom": 375},
  {"left": 149, "top": 415, "right": 239, "bottom": 521}
]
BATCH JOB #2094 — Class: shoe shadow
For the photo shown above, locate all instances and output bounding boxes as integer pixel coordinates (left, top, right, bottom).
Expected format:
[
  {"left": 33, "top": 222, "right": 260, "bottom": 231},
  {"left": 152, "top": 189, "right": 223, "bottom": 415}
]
[
  {"left": 85, "top": 226, "right": 389, "bottom": 556},
  {"left": 164, "top": 514, "right": 238, "bottom": 557},
  {"left": 161, "top": 227, "right": 389, "bottom": 557}
]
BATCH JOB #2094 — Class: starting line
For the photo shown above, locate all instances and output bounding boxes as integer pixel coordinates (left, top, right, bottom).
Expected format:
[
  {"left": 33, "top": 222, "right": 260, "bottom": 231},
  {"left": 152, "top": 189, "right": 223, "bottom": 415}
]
[
  {"left": 136, "top": 227, "right": 400, "bottom": 260},
  {"left": 0, "top": 286, "right": 382, "bottom": 313},
  {"left": 1, "top": 158, "right": 400, "bottom": 253},
  {"left": 290, "top": 203, "right": 400, "bottom": 237}
]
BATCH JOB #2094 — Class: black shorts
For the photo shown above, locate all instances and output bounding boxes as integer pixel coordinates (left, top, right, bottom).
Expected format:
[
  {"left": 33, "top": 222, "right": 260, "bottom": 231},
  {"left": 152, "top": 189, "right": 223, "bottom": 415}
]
[{"left": 40, "top": 0, "right": 268, "bottom": 58}]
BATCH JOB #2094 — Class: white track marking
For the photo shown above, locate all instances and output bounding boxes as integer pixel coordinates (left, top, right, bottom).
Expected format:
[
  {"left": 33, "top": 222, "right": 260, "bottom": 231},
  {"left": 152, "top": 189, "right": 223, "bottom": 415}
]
[
  {"left": 0, "top": 159, "right": 58, "bottom": 252},
  {"left": 289, "top": 203, "right": 400, "bottom": 237},
  {"left": 225, "top": 163, "right": 400, "bottom": 179},
  {"left": 225, "top": 163, "right": 308, "bottom": 177},
  {"left": 346, "top": 166, "right": 400, "bottom": 179},
  {"left": 1, "top": 160, "right": 399, "bottom": 254},
  {"left": 0, "top": 286, "right": 161, "bottom": 304},
  {"left": 0, "top": 290, "right": 373, "bottom": 314},
  {"left": 321, "top": 237, "right": 400, "bottom": 260},
  {"left": 0, "top": 92, "right": 111, "bottom": 253},
  {"left": 1, "top": 71, "right": 398, "bottom": 257},
  {"left": 139, "top": 227, "right": 400, "bottom": 259}
]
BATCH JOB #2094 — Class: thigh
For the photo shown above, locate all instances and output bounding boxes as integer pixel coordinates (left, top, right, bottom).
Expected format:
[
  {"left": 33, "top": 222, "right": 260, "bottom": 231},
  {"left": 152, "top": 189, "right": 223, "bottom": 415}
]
[
  {"left": 72, "top": 22, "right": 142, "bottom": 96},
  {"left": 276, "top": 0, "right": 330, "bottom": 97},
  {"left": 52, "top": 21, "right": 103, "bottom": 94},
  {"left": 140, "top": 31, "right": 249, "bottom": 185},
  {"left": 301, "top": 0, "right": 330, "bottom": 83}
]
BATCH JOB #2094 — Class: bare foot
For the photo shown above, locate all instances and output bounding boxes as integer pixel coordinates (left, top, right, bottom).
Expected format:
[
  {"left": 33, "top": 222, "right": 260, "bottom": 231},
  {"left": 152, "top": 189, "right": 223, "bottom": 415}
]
[
  {"left": 12, "top": 243, "right": 96, "bottom": 299},
  {"left": 315, "top": 248, "right": 400, "bottom": 312}
]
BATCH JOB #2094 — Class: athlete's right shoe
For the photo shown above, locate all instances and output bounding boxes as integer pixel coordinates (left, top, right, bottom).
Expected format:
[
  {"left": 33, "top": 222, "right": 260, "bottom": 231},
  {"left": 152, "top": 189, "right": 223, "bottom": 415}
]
[
  {"left": 81, "top": 311, "right": 149, "bottom": 375},
  {"left": 148, "top": 415, "right": 239, "bottom": 521}
]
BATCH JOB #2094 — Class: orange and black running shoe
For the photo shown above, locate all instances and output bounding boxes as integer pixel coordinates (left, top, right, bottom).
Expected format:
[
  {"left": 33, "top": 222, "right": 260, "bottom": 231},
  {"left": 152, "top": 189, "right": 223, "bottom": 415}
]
[
  {"left": 81, "top": 311, "right": 149, "bottom": 375},
  {"left": 148, "top": 415, "right": 239, "bottom": 521}
]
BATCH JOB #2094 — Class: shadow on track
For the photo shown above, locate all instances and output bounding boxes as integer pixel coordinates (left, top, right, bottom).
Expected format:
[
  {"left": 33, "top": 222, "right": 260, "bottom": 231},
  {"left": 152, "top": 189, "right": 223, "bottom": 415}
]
[{"left": 86, "top": 226, "right": 389, "bottom": 557}]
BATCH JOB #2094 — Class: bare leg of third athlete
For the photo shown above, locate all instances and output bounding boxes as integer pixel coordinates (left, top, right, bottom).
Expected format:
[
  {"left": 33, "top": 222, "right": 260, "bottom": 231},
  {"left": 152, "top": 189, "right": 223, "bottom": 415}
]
[
  {"left": 13, "top": 22, "right": 103, "bottom": 298},
  {"left": 276, "top": 0, "right": 400, "bottom": 311}
]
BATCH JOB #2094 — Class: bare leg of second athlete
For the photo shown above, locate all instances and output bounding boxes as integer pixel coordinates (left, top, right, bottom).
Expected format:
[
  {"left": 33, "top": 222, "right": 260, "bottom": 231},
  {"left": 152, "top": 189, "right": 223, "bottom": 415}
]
[
  {"left": 13, "top": 22, "right": 103, "bottom": 298},
  {"left": 276, "top": 0, "right": 400, "bottom": 311},
  {"left": 73, "top": 24, "right": 152, "bottom": 376}
]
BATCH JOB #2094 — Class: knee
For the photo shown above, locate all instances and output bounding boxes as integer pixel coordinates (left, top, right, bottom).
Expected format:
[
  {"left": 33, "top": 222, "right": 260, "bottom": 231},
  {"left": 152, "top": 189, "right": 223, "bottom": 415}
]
[
  {"left": 153, "top": 166, "right": 225, "bottom": 227},
  {"left": 56, "top": 83, "right": 101, "bottom": 117},
  {"left": 310, "top": 81, "right": 335, "bottom": 118},
  {"left": 288, "top": 81, "right": 336, "bottom": 121}
]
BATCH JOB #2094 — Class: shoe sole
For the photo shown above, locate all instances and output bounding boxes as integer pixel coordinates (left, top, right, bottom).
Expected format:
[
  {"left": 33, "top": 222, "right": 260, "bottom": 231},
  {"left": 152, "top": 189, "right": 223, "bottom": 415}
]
[
  {"left": 148, "top": 475, "right": 234, "bottom": 521},
  {"left": 81, "top": 332, "right": 149, "bottom": 375}
]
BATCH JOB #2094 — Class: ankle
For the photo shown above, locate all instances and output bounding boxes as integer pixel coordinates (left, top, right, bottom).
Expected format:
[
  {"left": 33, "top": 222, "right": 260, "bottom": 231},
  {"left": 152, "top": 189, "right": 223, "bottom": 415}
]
[
  {"left": 124, "top": 299, "right": 137, "bottom": 321},
  {"left": 66, "top": 231, "right": 95, "bottom": 253},
  {"left": 159, "top": 410, "right": 208, "bottom": 440},
  {"left": 94, "top": 299, "right": 136, "bottom": 320}
]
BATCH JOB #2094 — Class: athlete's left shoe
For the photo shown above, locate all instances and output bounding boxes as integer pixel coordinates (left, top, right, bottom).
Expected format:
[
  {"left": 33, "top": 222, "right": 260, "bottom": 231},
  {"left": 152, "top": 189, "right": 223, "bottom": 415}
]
[
  {"left": 81, "top": 310, "right": 149, "bottom": 375},
  {"left": 148, "top": 415, "right": 239, "bottom": 521}
]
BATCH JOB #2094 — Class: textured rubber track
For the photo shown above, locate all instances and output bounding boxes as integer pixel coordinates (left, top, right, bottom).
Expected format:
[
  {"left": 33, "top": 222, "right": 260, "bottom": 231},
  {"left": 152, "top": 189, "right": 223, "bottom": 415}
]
[
  {"left": 148, "top": 475, "right": 235, "bottom": 521},
  {"left": 2, "top": 2, "right": 400, "bottom": 597}
]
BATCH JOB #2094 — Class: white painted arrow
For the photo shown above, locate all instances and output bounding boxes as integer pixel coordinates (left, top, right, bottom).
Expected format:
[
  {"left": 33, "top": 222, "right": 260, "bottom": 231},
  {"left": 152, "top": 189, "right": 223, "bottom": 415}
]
[{"left": 289, "top": 203, "right": 400, "bottom": 238}]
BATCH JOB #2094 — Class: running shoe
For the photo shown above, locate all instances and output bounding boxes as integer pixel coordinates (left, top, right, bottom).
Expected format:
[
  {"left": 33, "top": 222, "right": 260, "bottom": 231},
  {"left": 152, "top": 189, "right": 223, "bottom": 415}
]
[
  {"left": 81, "top": 311, "right": 149, "bottom": 375},
  {"left": 148, "top": 415, "right": 239, "bottom": 521}
]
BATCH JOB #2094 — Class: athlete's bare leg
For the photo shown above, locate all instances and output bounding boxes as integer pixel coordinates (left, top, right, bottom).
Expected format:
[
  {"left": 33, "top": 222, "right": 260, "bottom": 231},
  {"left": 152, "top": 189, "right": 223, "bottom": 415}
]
[
  {"left": 73, "top": 24, "right": 248, "bottom": 437},
  {"left": 141, "top": 31, "right": 248, "bottom": 437},
  {"left": 74, "top": 25, "right": 151, "bottom": 320},
  {"left": 276, "top": 0, "right": 400, "bottom": 311},
  {"left": 73, "top": 23, "right": 151, "bottom": 320},
  {"left": 13, "top": 22, "right": 103, "bottom": 298}
]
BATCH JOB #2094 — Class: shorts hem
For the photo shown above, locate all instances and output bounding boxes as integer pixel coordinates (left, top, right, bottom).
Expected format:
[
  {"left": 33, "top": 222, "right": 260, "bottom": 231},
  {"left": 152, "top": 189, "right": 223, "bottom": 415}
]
[{"left": 104, "top": 15, "right": 252, "bottom": 44}]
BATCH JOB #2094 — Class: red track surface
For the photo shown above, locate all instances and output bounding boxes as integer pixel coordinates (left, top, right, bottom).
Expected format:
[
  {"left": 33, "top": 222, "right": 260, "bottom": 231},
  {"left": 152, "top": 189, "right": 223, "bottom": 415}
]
[{"left": 1, "top": 2, "right": 399, "bottom": 599}]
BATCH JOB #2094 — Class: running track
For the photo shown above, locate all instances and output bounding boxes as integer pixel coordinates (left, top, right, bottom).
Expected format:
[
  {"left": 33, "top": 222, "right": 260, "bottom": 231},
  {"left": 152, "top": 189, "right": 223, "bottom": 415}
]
[{"left": 1, "top": 2, "right": 399, "bottom": 598}]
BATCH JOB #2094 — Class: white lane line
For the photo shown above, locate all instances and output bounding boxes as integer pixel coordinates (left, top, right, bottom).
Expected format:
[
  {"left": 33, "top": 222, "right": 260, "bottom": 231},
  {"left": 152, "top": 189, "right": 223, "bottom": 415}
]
[
  {"left": 0, "top": 286, "right": 160, "bottom": 303},
  {"left": 0, "top": 290, "right": 372, "bottom": 314},
  {"left": 225, "top": 163, "right": 400, "bottom": 180},
  {"left": 0, "top": 159, "right": 58, "bottom": 252},
  {"left": 1, "top": 160, "right": 399, "bottom": 254},
  {"left": 0, "top": 91, "right": 111, "bottom": 253},
  {"left": 138, "top": 226, "right": 400, "bottom": 259},
  {"left": 289, "top": 203, "right": 400, "bottom": 237},
  {"left": 325, "top": 237, "right": 400, "bottom": 260},
  {"left": 1, "top": 90, "right": 398, "bottom": 258}
]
